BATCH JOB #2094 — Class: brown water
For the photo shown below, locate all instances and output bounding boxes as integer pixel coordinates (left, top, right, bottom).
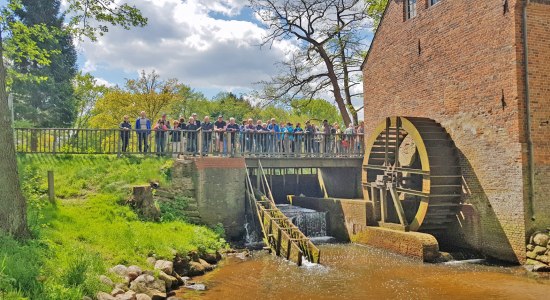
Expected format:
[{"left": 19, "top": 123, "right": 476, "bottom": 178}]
[{"left": 179, "top": 244, "right": 550, "bottom": 300}]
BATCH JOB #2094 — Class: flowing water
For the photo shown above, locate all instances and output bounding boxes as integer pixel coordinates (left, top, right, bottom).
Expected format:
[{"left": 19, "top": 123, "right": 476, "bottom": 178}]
[
  {"left": 178, "top": 244, "right": 550, "bottom": 300},
  {"left": 277, "top": 204, "right": 328, "bottom": 237}
]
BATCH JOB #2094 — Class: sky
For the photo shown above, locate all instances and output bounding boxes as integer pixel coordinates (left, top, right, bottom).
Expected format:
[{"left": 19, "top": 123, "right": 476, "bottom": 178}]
[{"left": 6, "top": 0, "right": 375, "bottom": 108}]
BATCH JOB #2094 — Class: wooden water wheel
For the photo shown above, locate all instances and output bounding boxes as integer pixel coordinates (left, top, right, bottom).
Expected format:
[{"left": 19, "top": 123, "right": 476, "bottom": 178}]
[{"left": 363, "top": 117, "right": 462, "bottom": 233}]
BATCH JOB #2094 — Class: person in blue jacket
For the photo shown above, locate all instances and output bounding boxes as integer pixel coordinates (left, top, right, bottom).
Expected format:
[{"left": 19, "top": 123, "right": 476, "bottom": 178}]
[{"left": 135, "top": 111, "right": 151, "bottom": 153}]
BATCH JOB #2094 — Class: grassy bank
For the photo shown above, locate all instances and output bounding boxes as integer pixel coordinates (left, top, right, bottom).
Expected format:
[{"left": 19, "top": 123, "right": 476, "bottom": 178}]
[{"left": 0, "top": 155, "right": 226, "bottom": 300}]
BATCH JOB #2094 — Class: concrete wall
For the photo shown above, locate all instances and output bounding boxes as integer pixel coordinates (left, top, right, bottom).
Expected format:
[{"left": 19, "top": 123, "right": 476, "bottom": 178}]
[
  {"left": 290, "top": 196, "right": 368, "bottom": 241},
  {"left": 193, "top": 158, "right": 246, "bottom": 241},
  {"left": 362, "top": 0, "right": 531, "bottom": 262},
  {"left": 318, "top": 168, "right": 363, "bottom": 199}
]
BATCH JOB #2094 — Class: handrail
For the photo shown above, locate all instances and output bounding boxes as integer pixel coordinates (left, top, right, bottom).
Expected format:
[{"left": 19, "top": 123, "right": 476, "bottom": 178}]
[{"left": 13, "top": 127, "right": 365, "bottom": 158}]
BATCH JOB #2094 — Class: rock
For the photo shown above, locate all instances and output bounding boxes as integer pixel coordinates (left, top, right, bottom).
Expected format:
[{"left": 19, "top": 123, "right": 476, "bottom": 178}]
[
  {"left": 111, "top": 287, "right": 126, "bottom": 296},
  {"left": 533, "top": 264, "right": 550, "bottom": 272},
  {"left": 115, "top": 290, "right": 136, "bottom": 300},
  {"left": 200, "top": 253, "right": 218, "bottom": 265},
  {"left": 199, "top": 259, "right": 214, "bottom": 271},
  {"left": 146, "top": 257, "right": 157, "bottom": 266},
  {"left": 435, "top": 252, "right": 453, "bottom": 263},
  {"left": 533, "top": 233, "right": 549, "bottom": 247},
  {"left": 534, "top": 246, "right": 547, "bottom": 255},
  {"left": 187, "top": 261, "right": 205, "bottom": 276},
  {"left": 127, "top": 272, "right": 140, "bottom": 283},
  {"left": 527, "top": 250, "right": 538, "bottom": 259},
  {"left": 129, "top": 274, "right": 167, "bottom": 294},
  {"left": 188, "top": 251, "right": 200, "bottom": 263},
  {"left": 100, "top": 275, "right": 115, "bottom": 287},
  {"left": 115, "top": 283, "right": 129, "bottom": 291},
  {"left": 173, "top": 256, "right": 189, "bottom": 275},
  {"left": 110, "top": 265, "right": 129, "bottom": 277},
  {"left": 135, "top": 294, "right": 152, "bottom": 300},
  {"left": 536, "top": 255, "right": 549, "bottom": 264},
  {"left": 128, "top": 266, "right": 143, "bottom": 275},
  {"left": 526, "top": 244, "right": 535, "bottom": 251},
  {"left": 154, "top": 260, "right": 174, "bottom": 275},
  {"left": 167, "top": 297, "right": 183, "bottom": 300},
  {"left": 149, "top": 290, "right": 167, "bottom": 300},
  {"left": 526, "top": 258, "right": 539, "bottom": 265},
  {"left": 173, "top": 272, "right": 187, "bottom": 286},
  {"left": 97, "top": 292, "right": 116, "bottom": 300},
  {"left": 185, "top": 283, "right": 206, "bottom": 291},
  {"left": 215, "top": 251, "right": 222, "bottom": 262},
  {"left": 158, "top": 271, "right": 178, "bottom": 290}
]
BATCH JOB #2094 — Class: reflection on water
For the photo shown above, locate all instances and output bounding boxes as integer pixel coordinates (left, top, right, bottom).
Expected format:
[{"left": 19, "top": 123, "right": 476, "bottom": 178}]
[{"left": 179, "top": 244, "right": 550, "bottom": 300}]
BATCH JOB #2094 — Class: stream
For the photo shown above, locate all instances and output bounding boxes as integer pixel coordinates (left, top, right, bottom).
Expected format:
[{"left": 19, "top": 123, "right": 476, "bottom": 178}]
[{"left": 178, "top": 244, "right": 550, "bottom": 299}]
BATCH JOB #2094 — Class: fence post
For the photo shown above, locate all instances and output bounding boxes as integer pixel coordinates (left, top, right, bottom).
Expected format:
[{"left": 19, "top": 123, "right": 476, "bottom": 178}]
[{"left": 47, "top": 170, "right": 55, "bottom": 205}]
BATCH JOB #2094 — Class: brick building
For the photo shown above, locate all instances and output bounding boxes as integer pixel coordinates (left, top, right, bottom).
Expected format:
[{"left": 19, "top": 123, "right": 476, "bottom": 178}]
[{"left": 362, "top": 0, "right": 550, "bottom": 263}]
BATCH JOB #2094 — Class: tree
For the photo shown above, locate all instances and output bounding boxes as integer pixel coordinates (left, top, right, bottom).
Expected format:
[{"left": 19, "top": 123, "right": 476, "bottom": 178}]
[
  {"left": 0, "top": 0, "right": 146, "bottom": 238},
  {"left": 11, "top": 0, "right": 78, "bottom": 128},
  {"left": 250, "top": 0, "right": 371, "bottom": 126},
  {"left": 365, "top": 0, "right": 388, "bottom": 28},
  {"left": 291, "top": 99, "right": 340, "bottom": 123},
  {"left": 90, "top": 70, "right": 182, "bottom": 127},
  {"left": 73, "top": 71, "right": 110, "bottom": 129}
]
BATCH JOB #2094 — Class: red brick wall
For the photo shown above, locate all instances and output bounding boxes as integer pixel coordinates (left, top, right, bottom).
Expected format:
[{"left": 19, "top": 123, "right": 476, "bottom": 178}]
[
  {"left": 362, "top": 0, "right": 529, "bottom": 262},
  {"left": 525, "top": 2, "right": 550, "bottom": 231}
]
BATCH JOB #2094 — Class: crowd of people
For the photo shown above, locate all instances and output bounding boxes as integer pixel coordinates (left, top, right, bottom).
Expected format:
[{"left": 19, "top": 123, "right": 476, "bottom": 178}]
[{"left": 119, "top": 111, "right": 365, "bottom": 156}]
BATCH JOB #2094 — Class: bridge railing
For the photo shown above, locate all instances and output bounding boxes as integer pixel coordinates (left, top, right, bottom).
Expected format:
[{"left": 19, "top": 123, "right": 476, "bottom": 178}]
[{"left": 14, "top": 128, "right": 365, "bottom": 158}]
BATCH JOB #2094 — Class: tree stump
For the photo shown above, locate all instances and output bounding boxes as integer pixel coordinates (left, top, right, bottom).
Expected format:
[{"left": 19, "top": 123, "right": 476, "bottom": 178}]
[{"left": 133, "top": 185, "right": 160, "bottom": 221}]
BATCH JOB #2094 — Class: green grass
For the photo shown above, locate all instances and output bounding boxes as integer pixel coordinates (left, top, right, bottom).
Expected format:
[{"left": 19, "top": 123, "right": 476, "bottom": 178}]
[{"left": 0, "top": 155, "right": 226, "bottom": 300}]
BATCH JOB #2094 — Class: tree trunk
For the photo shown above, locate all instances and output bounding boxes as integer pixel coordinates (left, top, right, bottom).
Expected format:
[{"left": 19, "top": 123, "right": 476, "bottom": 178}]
[
  {"left": 317, "top": 45, "right": 352, "bottom": 126},
  {"left": 0, "top": 41, "right": 30, "bottom": 238},
  {"left": 338, "top": 34, "right": 359, "bottom": 126}
]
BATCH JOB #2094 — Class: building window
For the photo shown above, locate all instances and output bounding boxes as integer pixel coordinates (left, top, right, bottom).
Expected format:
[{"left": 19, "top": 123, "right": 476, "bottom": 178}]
[
  {"left": 406, "top": 0, "right": 417, "bottom": 19},
  {"left": 430, "top": 0, "right": 441, "bottom": 5}
]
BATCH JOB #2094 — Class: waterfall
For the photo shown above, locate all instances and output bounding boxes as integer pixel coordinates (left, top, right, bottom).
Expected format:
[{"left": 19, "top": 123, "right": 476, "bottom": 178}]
[{"left": 277, "top": 204, "right": 328, "bottom": 238}]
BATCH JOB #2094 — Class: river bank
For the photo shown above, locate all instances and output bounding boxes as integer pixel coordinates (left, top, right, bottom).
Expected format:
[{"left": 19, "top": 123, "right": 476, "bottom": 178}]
[{"left": 177, "top": 244, "right": 550, "bottom": 300}]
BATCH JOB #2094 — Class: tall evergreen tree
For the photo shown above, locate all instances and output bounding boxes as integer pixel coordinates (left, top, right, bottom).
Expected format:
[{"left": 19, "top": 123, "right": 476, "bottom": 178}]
[{"left": 11, "top": 0, "right": 78, "bottom": 127}]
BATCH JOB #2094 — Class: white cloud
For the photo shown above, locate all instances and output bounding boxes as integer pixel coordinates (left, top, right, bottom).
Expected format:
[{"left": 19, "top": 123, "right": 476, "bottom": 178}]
[
  {"left": 80, "top": 0, "right": 292, "bottom": 92},
  {"left": 94, "top": 77, "right": 116, "bottom": 88}
]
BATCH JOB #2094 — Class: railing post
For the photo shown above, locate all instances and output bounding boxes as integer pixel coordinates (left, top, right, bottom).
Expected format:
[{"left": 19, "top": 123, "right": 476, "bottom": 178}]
[{"left": 47, "top": 170, "right": 55, "bottom": 205}]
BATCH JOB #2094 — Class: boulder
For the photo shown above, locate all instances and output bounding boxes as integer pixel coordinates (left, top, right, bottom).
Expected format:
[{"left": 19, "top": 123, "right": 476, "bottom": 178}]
[
  {"left": 526, "top": 258, "right": 539, "bottom": 265},
  {"left": 526, "top": 244, "right": 535, "bottom": 251},
  {"left": 135, "top": 294, "right": 152, "bottom": 300},
  {"left": 533, "top": 233, "right": 549, "bottom": 247},
  {"left": 97, "top": 292, "right": 116, "bottom": 300},
  {"left": 111, "top": 287, "right": 126, "bottom": 296},
  {"left": 146, "top": 257, "right": 157, "bottom": 266},
  {"left": 187, "top": 261, "right": 205, "bottom": 276},
  {"left": 173, "top": 272, "right": 187, "bottom": 286},
  {"left": 127, "top": 272, "right": 140, "bottom": 283},
  {"left": 110, "top": 265, "right": 129, "bottom": 277},
  {"left": 154, "top": 260, "right": 174, "bottom": 275},
  {"left": 199, "top": 259, "right": 214, "bottom": 271},
  {"left": 185, "top": 283, "right": 206, "bottom": 291},
  {"left": 536, "top": 255, "right": 549, "bottom": 264},
  {"left": 200, "top": 253, "right": 218, "bottom": 265},
  {"left": 526, "top": 250, "right": 538, "bottom": 259},
  {"left": 115, "top": 291, "right": 136, "bottom": 300},
  {"left": 533, "top": 264, "right": 550, "bottom": 272},
  {"left": 188, "top": 251, "right": 200, "bottom": 263},
  {"left": 534, "top": 246, "right": 547, "bottom": 255},
  {"left": 100, "top": 275, "right": 115, "bottom": 287},
  {"left": 128, "top": 266, "right": 143, "bottom": 275},
  {"left": 129, "top": 274, "right": 167, "bottom": 294},
  {"left": 173, "top": 256, "right": 189, "bottom": 275},
  {"left": 215, "top": 251, "right": 222, "bottom": 262},
  {"left": 158, "top": 271, "right": 178, "bottom": 290},
  {"left": 115, "top": 283, "right": 129, "bottom": 291}
]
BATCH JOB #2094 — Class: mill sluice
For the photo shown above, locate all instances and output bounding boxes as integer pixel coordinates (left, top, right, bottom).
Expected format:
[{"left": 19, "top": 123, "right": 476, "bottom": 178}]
[{"left": 363, "top": 117, "right": 462, "bottom": 234}]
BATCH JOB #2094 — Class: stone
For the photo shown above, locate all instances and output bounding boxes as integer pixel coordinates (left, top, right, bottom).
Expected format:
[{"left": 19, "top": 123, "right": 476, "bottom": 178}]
[
  {"left": 130, "top": 274, "right": 167, "bottom": 294},
  {"left": 115, "top": 291, "right": 136, "bottom": 300},
  {"left": 534, "top": 246, "right": 547, "bottom": 255},
  {"left": 135, "top": 294, "right": 152, "bottom": 300},
  {"left": 146, "top": 257, "right": 157, "bottom": 266},
  {"left": 128, "top": 265, "right": 143, "bottom": 275},
  {"left": 527, "top": 250, "right": 538, "bottom": 259},
  {"left": 111, "top": 288, "right": 126, "bottom": 296},
  {"left": 187, "top": 261, "right": 205, "bottom": 276},
  {"left": 127, "top": 272, "right": 140, "bottom": 283},
  {"left": 110, "top": 265, "right": 129, "bottom": 277},
  {"left": 533, "top": 264, "right": 550, "bottom": 272},
  {"left": 185, "top": 283, "right": 206, "bottom": 291},
  {"left": 533, "top": 233, "right": 550, "bottom": 247},
  {"left": 200, "top": 253, "right": 218, "bottom": 265},
  {"left": 154, "top": 260, "right": 174, "bottom": 275},
  {"left": 536, "top": 255, "right": 549, "bottom": 264},
  {"left": 97, "top": 292, "right": 116, "bottom": 300},
  {"left": 158, "top": 271, "right": 178, "bottom": 290},
  {"left": 199, "top": 259, "right": 214, "bottom": 271},
  {"left": 167, "top": 297, "right": 183, "bottom": 300},
  {"left": 115, "top": 283, "right": 129, "bottom": 291},
  {"left": 526, "top": 244, "right": 535, "bottom": 251},
  {"left": 173, "top": 272, "right": 187, "bottom": 286},
  {"left": 526, "top": 258, "right": 539, "bottom": 265},
  {"left": 173, "top": 256, "right": 189, "bottom": 275},
  {"left": 188, "top": 251, "right": 201, "bottom": 263},
  {"left": 215, "top": 251, "right": 222, "bottom": 262},
  {"left": 100, "top": 275, "right": 115, "bottom": 287}
]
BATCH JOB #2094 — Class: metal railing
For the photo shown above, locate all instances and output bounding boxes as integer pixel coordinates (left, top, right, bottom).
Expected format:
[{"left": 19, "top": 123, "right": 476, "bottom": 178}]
[{"left": 14, "top": 128, "right": 365, "bottom": 158}]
